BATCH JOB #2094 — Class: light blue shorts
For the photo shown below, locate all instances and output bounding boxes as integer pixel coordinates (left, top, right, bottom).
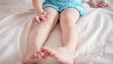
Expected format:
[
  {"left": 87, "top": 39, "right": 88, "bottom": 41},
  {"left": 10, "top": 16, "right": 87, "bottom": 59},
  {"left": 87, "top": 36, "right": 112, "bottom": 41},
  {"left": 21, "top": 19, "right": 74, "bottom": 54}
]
[{"left": 42, "top": 0, "right": 84, "bottom": 16}]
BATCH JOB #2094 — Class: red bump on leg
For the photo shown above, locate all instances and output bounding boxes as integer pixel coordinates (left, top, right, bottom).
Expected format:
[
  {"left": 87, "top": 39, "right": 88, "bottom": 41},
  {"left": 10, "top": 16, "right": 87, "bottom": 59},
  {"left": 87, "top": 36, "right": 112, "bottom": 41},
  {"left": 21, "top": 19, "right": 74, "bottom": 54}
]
[
  {"left": 67, "top": 47, "right": 69, "bottom": 49},
  {"left": 35, "top": 32, "right": 39, "bottom": 36},
  {"left": 44, "top": 24, "right": 47, "bottom": 27},
  {"left": 36, "top": 34, "right": 38, "bottom": 35},
  {"left": 43, "top": 27, "right": 45, "bottom": 29},
  {"left": 69, "top": 29, "right": 72, "bottom": 31}
]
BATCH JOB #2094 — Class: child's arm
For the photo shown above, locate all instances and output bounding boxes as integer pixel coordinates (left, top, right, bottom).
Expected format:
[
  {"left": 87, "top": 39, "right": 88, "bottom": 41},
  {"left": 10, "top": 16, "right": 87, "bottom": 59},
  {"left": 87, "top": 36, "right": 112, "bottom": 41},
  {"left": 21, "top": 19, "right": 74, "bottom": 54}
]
[
  {"left": 32, "top": 0, "right": 46, "bottom": 23},
  {"left": 32, "top": 0, "right": 43, "bottom": 15},
  {"left": 89, "top": 0, "right": 108, "bottom": 8}
]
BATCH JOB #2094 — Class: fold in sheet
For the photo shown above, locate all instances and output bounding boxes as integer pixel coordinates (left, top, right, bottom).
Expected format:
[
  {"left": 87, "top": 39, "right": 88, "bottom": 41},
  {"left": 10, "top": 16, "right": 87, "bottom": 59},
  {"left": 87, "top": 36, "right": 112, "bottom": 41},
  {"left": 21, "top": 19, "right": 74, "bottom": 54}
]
[{"left": 0, "top": 0, "right": 113, "bottom": 64}]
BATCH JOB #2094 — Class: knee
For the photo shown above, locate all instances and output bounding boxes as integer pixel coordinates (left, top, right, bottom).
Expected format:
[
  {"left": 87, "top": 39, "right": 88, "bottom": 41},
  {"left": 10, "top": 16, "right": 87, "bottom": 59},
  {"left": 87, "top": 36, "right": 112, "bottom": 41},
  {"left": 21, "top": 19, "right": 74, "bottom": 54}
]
[
  {"left": 41, "top": 16, "right": 57, "bottom": 28},
  {"left": 60, "top": 14, "right": 75, "bottom": 25}
]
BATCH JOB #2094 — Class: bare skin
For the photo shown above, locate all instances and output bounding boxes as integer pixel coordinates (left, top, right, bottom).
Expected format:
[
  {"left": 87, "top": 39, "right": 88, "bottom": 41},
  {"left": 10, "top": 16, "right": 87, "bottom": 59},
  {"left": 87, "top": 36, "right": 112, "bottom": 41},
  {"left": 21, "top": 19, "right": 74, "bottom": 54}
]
[
  {"left": 41, "top": 8, "right": 79, "bottom": 64},
  {"left": 23, "top": 0, "right": 108, "bottom": 64},
  {"left": 89, "top": 0, "right": 108, "bottom": 8},
  {"left": 24, "top": 8, "right": 79, "bottom": 64},
  {"left": 23, "top": 7, "right": 59, "bottom": 64},
  {"left": 41, "top": 47, "right": 75, "bottom": 64}
]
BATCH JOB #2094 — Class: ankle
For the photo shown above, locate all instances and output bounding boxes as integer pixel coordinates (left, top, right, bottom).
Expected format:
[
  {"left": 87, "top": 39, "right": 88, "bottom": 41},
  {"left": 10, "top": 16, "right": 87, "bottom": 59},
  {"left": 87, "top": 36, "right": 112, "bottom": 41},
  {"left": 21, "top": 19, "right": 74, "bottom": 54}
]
[
  {"left": 62, "top": 63, "right": 73, "bottom": 64},
  {"left": 27, "top": 46, "right": 41, "bottom": 53},
  {"left": 63, "top": 46, "right": 75, "bottom": 51},
  {"left": 63, "top": 46, "right": 76, "bottom": 55}
]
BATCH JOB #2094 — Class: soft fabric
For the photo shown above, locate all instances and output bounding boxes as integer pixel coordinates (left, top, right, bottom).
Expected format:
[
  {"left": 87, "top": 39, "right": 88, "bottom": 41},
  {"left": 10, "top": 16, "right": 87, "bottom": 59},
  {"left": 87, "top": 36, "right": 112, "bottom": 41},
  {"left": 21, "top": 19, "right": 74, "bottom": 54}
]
[{"left": 0, "top": 0, "right": 113, "bottom": 64}]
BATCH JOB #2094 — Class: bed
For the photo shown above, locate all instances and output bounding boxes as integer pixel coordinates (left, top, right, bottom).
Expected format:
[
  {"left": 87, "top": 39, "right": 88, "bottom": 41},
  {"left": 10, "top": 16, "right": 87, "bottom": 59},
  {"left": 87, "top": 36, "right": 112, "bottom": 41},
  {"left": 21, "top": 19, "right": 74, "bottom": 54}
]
[{"left": 0, "top": 0, "right": 113, "bottom": 64}]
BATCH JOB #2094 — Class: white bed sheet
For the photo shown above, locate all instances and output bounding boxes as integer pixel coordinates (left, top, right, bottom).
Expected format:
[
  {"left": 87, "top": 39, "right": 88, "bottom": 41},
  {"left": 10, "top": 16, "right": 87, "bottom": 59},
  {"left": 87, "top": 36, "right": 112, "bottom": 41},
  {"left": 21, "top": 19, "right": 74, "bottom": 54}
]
[{"left": 0, "top": 0, "right": 113, "bottom": 64}]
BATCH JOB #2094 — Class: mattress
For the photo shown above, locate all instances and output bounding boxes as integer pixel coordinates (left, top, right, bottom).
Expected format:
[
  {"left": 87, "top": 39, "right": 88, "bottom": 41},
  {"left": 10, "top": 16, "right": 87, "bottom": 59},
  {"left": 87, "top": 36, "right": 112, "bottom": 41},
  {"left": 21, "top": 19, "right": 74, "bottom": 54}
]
[{"left": 0, "top": 0, "right": 113, "bottom": 64}]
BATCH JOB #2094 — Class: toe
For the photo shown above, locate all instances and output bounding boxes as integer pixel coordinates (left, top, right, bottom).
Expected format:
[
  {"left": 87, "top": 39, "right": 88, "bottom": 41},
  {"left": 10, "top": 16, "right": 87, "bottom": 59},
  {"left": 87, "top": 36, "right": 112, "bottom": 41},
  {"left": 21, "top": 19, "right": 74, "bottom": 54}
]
[
  {"left": 43, "top": 47, "right": 48, "bottom": 51},
  {"left": 45, "top": 47, "right": 53, "bottom": 52},
  {"left": 37, "top": 54, "right": 41, "bottom": 58},
  {"left": 42, "top": 47, "right": 51, "bottom": 53},
  {"left": 40, "top": 47, "right": 44, "bottom": 52},
  {"left": 44, "top": 51, "right": 49, "bottom": 59},
  {"left": 41, "top": 47, "right": 47, "bottom": 52},
  {"left": 30, "top": 54, "right": 34, "bottom": 58},
  {"left": 52, "top": 53, "right": 58, "bottom": 59},
  {"left": 50, "top": 51, "right": 54, "bottom": 55},
  {"left": 40, "top": 52, "right": 44, "bottom": 57},
  {"left": 46, "top": 49, "right": 50, "bottom": 52},
  {"left": 33, "top": 53, "right": 37, "bottom": 58}
]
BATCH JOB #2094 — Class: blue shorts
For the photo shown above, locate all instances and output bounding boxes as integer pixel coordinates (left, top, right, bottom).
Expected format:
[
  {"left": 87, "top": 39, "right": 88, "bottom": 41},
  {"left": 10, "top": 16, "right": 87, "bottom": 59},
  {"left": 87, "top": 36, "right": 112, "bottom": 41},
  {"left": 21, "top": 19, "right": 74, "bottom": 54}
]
[{"left": 42, "top": 0, "right": 84, "bottom": 16}]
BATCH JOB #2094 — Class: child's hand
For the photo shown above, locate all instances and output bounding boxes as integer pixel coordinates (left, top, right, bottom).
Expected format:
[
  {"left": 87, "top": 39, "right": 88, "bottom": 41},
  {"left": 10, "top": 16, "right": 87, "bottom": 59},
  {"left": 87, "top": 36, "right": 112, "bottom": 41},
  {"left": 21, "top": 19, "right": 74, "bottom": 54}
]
[
  {"left": 32, "top": 12, "right": 47, "bottom": 23},
  {"left": 89, "top": 1, "right": 108, "bottom": 8}
]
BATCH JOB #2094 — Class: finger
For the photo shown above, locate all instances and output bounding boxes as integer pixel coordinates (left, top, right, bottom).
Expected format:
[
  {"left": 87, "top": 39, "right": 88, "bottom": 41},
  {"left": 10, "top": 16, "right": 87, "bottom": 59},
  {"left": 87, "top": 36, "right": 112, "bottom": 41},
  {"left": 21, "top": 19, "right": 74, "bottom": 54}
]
[
  {"left": 44, "top": 51, "right": 49, "bottom": 58},
  {"left": 102, "top": 4, "right": 106, "bottom": 8},
  {"left": 35, "top": 16, "right": 41, "bottom": 22},
  {"left": 42, "top": 12, "right": 47, "bottom": 16},
  {"left": 32, "top": 17, "right": 36, "bottom": 23},
  {"left": 96, "top": 5, "right": 99, "bottom": 8},
  {"left": 100, "top": 1, "right": 105, "bottom": 8},
  {"left": 32, "top": 20, "right": 34, "bottom": 23},
  {"left": 100, "top": 1, "right": 108, "bottom": 8},
  {"left": 33, "top": 17, "right": 37, "bottom": 23},
  {"left": 101, "top": 4, "right": 105, "bottom": 8},
  {"left": 41, "top": 15, "right": 46, "bottom": 22},
  {"left": 36, "top": 17, "right": 41, "bottom": 22},
  {"left": 106, "top": 4, "right": 108, "bottom": 7},
  {"left": 102, "top": 2, "right": 108, "bottom": 8},
  {"left": 35, "top": 16, "right": 39, "bottom": 22}
]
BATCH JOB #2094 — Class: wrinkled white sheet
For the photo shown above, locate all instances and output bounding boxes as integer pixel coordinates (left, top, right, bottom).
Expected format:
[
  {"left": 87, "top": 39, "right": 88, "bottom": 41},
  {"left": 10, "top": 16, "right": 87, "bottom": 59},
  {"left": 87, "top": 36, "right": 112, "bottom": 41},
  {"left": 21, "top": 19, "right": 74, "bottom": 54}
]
[{"left": 0, "top": 0, "right": 113, "bottom": 64}]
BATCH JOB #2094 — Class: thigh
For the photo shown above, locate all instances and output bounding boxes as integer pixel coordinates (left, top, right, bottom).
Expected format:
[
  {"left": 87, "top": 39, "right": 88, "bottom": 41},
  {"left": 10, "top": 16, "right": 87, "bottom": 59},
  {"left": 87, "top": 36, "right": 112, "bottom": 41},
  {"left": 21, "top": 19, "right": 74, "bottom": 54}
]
[
  {"left": 42, "top": 7, "right": 59, "bottom": 25},
  {"left": 60, "top": 8, "right": 80, "bottom": 24}
]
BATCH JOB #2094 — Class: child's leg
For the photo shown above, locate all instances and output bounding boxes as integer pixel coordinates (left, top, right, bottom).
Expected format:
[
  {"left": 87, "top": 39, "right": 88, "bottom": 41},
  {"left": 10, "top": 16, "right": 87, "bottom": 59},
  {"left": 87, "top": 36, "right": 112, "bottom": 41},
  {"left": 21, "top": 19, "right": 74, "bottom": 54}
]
[
  {"left": 24, "top": 7, "right": 59, "bottom": 64},
  {"left": 41, "top": 8, "right": 79, "bottom": 64}
]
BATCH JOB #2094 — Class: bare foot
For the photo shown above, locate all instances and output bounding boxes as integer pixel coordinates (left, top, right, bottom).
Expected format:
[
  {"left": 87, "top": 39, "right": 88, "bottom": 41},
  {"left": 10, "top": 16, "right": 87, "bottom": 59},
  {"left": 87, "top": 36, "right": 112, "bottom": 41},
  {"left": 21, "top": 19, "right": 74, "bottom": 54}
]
[
  {"left": 23, "top": 47, "right": 48, "bottom": 64},
  {"left": 41, "top": 47, "right": 75, "bottom": 64}
]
